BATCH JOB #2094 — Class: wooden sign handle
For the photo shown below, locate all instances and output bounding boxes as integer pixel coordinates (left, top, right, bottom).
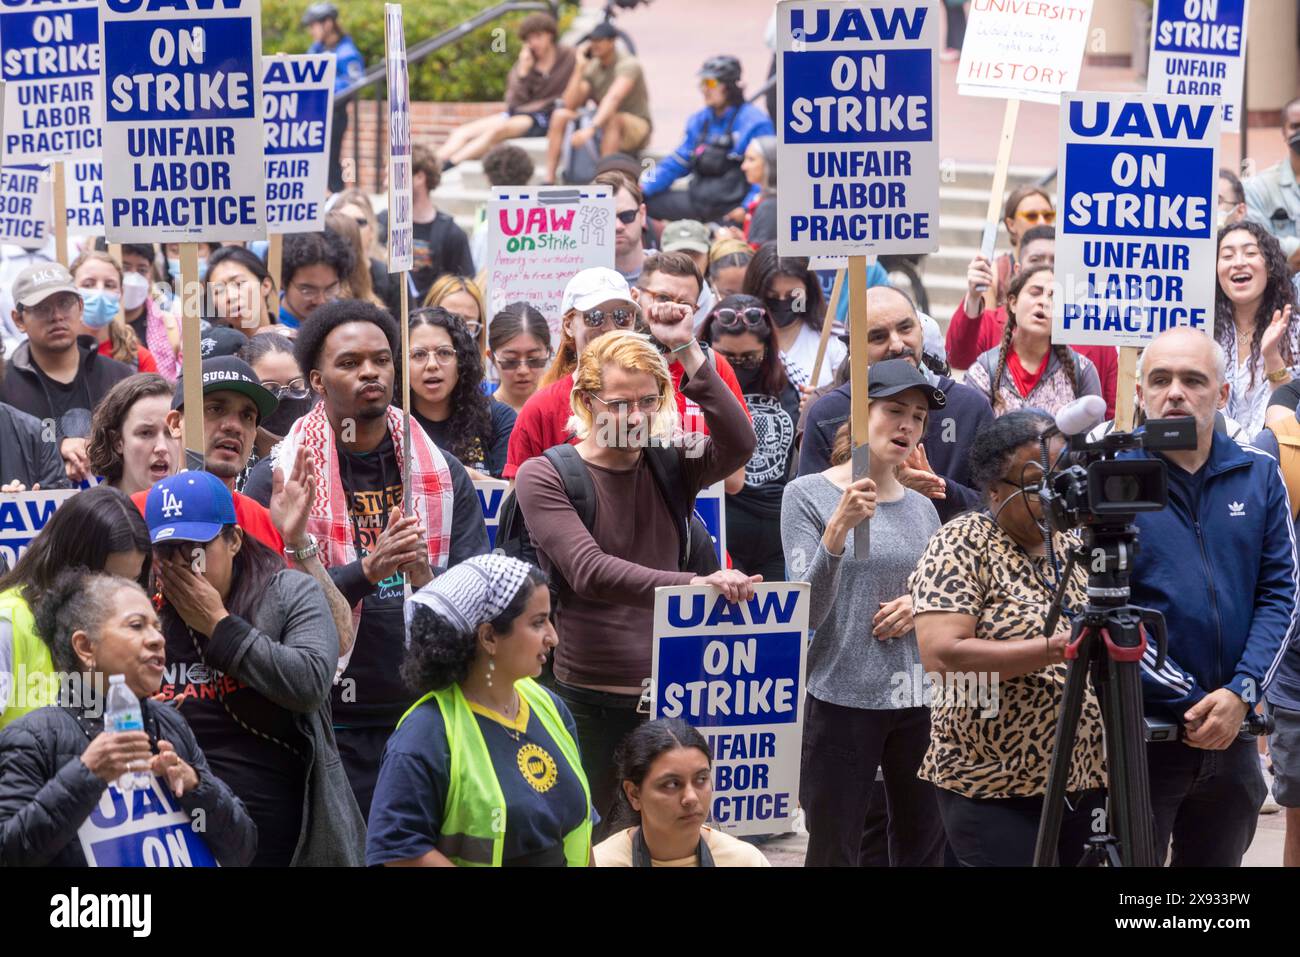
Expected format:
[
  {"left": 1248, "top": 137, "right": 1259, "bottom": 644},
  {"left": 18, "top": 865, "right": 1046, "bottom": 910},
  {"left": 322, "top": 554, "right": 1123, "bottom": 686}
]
[
  {"left": 1114, "top": 346, "right": 1140, "bottom": 431},
  {"left": 179, "top": 243, "right": 205, "bottom": 462},
  {"left": 52, "top": 162, "right": 68, "bottom": 268},
  {"left": 975, "top": 99, "right": 1021, "bottom": 308},
  {"left": 848, "top": 254, "right": 870, "bottom": 560},
  {"left": 810, "top": 268, "right": 846, "bottom": 388}
]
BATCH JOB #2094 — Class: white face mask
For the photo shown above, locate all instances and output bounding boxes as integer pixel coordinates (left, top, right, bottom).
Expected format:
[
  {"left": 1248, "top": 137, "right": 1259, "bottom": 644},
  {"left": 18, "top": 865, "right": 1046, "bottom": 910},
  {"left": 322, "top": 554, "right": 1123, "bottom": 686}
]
[{"left": 122, "top": 271, "right": 150, "bottom": 311}]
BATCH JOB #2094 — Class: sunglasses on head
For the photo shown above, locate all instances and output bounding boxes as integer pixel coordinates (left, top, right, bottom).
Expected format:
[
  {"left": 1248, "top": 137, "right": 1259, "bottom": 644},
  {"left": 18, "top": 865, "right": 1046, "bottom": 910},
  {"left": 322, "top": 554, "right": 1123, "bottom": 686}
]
[
  {"left": 711, "top": 306, "right": 768, "bottom": 332},
  {"left": 616, "top": 209, "right": 639, "bottom": 225}
]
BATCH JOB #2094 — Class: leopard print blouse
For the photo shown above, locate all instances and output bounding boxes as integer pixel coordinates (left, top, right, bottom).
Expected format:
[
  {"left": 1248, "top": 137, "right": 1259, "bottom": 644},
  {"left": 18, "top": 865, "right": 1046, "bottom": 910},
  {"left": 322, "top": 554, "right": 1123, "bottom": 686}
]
[{"left": 908, "top": 511, "right": 1107, "bottom": 799}]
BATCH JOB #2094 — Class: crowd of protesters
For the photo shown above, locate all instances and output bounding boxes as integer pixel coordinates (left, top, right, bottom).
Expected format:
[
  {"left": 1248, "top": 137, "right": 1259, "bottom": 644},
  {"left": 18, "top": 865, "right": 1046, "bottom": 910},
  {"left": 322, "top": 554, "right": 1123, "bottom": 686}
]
[{"left": 1, "top": 4, "right": 1300, "bottom": 871}]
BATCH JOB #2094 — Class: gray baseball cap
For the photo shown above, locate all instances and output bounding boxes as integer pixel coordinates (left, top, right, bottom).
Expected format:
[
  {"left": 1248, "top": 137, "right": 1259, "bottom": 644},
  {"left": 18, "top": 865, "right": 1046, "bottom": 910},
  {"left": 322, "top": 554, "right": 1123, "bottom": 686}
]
[{"left": 13, "top": 263, "right": 78, "bottom": 308}]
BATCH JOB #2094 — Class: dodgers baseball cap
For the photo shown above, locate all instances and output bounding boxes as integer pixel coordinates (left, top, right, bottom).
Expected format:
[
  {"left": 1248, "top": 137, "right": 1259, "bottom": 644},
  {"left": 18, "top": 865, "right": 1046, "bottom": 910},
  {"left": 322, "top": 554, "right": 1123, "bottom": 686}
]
[
  {"left": 145, "top": 470, "right": 238, "bottom": 545},
  {"left": 172, "top": 355, "right": 278, "bottom": 422},
  {"left": 13, "top": 263, "right": 78, "bottom": 308},
  {"left": 661, "top": 220, "right": 710, "bottom": 255},
  {"left": 561, "top": 267, "right": 638, "bottom": 315},
  {"left": 867, "top": 359, "right": 946, "bottom": 409}
]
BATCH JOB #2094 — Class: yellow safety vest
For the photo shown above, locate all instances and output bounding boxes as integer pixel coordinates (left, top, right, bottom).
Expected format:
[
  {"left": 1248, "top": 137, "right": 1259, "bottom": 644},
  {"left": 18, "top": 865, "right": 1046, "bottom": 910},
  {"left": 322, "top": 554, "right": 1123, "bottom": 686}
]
[
  {"left": 1274, "top": 416, "right": 1300, "bottom": 521},
  {"left": 0, "top": 588, "right": 56, "bottom": 730},
  {"left": 397, "top": 677, "right": 592, "bottom": 867}
]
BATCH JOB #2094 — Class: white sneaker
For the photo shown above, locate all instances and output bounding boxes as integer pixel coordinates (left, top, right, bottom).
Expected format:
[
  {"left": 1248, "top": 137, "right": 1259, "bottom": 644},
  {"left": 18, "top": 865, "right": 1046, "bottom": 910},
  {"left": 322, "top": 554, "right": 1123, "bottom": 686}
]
[{"left": 1262, "top": 755, "right": 1281, "bottom": 814}]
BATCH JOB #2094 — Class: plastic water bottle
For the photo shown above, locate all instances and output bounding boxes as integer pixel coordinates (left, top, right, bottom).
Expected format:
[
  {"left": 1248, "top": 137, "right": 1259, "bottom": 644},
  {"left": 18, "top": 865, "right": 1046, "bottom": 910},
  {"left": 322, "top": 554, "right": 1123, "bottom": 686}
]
[{"left": 104, "top": 674, "right": 150, "bottom": 791}]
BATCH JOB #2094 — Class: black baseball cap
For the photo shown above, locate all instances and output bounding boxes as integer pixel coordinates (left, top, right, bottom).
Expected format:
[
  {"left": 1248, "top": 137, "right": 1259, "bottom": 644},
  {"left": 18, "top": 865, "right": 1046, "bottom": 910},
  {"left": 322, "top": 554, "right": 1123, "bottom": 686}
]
[
  {"left": 172, "top": 356, "right": 279, "bottom": 422},
  {"left": 199, "top": 324, "right": 248, "bottom": 359},
  {"left": 583, "top": 22, "right": 619, "bottom": 42},
  {"left": 867, "top": 359, "right": 946, "bottom": 409}
]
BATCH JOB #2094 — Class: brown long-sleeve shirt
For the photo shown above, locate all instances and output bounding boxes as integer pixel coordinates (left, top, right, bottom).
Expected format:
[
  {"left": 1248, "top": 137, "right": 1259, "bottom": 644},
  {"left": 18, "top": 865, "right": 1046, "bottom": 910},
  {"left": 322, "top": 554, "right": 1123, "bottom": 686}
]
[
  {"left": 505, "top": 46, "right": 578, "bottom": 116},
  {"left": 514, "top": 355, "right": 756, "bottom": 687}
]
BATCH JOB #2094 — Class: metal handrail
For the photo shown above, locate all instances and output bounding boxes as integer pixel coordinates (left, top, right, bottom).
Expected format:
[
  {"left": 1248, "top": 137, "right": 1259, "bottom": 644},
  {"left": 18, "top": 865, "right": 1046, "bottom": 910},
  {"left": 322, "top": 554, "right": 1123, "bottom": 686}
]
[{"left": 337, "top": 0, "right": 559, "bottom": 192}]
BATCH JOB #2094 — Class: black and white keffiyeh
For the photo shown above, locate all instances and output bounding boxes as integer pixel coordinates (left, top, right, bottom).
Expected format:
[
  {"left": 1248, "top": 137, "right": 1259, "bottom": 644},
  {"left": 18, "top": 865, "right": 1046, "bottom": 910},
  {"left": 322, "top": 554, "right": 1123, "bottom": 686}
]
[{"left": 405, "top": 554, "right": 534, "bottom": 634}]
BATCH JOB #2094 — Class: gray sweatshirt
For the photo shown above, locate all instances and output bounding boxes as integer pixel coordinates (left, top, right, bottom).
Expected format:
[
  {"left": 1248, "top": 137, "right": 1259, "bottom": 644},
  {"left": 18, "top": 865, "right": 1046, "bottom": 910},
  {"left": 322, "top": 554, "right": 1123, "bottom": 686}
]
[{"left": 780, "top": 475, "right": 940, "bottom": 711}]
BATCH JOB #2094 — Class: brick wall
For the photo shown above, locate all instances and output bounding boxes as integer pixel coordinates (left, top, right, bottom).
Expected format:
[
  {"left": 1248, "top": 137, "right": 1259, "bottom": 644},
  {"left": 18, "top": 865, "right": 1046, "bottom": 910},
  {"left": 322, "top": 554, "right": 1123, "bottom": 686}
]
[{"left": 339, "top": 100, "right": 505, "bottom": 195}]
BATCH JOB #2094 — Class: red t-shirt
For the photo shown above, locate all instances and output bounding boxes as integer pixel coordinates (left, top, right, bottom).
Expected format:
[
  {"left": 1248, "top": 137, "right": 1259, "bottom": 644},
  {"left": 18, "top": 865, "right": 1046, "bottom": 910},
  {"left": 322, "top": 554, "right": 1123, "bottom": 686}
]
[
  {"left": 503, "top": 353, "right": 751, "bottom": 480},
  {"left": 1007, "top": 350, "right": 1049, "bottom": 399},
  {"left": 131, "top": 487, "right": 284, "bottom": 553},
  {"left": 99, "top": 340, "right": 158, "bottom": 374}
]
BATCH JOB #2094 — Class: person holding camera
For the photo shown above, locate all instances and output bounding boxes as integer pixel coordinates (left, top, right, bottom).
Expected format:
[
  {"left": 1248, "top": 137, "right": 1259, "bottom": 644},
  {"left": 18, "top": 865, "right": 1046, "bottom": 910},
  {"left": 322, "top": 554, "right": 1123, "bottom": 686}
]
[
  {"left": 909, "top": 411, "right": 1106, "bottom": 866},
  {"left": 1121, "top": 327, "right": 1296, "bottom": 866}
]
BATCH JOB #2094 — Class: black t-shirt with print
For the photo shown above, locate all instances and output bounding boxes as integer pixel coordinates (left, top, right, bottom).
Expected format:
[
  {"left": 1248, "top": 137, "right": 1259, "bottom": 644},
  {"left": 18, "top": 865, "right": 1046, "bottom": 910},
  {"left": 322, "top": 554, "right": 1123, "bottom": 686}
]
[
  {"left": 414, "top": 400, "right": 516, "bottom": 478},
  {"left": 730, "top": 380, "right": 801, "bottom": 518},
  {"left": 156, "top": 615, "right": 305, "bottom": 866},
  {"left": 366, "top": 686, "right": 592, "bottom": 866},
  {"left": 378, "top": 209, "right": 474, "bottom": 300}
]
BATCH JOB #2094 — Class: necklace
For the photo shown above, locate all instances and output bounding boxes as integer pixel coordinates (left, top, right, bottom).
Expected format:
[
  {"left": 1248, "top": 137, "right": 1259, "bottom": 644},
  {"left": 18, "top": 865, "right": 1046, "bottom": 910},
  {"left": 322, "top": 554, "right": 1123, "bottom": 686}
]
[{"left": 466, "top": 689, "right": 522, "bottom": 740}]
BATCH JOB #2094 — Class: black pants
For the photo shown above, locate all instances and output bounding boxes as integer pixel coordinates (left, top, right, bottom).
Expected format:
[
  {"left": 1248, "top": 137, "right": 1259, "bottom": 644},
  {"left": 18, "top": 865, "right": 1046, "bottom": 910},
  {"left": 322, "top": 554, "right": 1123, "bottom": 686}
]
[
  {"left": 335, "top": 723, "right": 395, "bottom": 822},
  {"left": 552, "top": 681, "right": 645, "bottom": 841},
  {"left": 726, "top": 503, "right": 786, "bottom": 583},
  {"left": 936, "top": 786, "right": 1106, "bottom": 866},
  {"left": 645, "top": 189, "right": 737, "bottom": 227},
  {"left": 800, "top": 695, "right": 945, "bottom": 866},
  {"left": 1147, "top": 737, "right": 1266, "bottom": 866},
  {"left": 329, "top": 101, "right": 350, "bottom": 192}
]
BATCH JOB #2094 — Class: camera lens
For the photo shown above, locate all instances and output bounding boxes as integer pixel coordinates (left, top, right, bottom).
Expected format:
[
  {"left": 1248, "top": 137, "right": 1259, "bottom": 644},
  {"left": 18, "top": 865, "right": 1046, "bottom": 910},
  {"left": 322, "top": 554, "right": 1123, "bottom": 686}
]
[{"left": 1103, "top": 474, "right": 1142, "bottom": 503}]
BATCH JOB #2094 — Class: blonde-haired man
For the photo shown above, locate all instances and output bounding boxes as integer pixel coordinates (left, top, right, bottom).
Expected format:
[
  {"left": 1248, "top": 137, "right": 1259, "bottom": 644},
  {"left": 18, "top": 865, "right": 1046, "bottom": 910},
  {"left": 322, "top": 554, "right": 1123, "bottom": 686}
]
[{"left": 515, "top": 310, "right": 756, "bottom": 835}]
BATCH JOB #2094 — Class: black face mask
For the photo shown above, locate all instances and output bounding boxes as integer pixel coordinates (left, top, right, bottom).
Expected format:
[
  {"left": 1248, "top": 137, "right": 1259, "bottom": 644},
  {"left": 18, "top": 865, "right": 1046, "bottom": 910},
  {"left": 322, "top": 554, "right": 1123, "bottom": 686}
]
[
  {"left": 261, "top": 395, "right": 315, "bottom": 439},
  {"left": 766, "top": 298, "right": 800, "bottom": 328},
  {"left": 733, "top": 365, "right": 764, "bottom": 394},
  {"left": 1288, "top": 131, "right": 1300, "bottom": 156}
]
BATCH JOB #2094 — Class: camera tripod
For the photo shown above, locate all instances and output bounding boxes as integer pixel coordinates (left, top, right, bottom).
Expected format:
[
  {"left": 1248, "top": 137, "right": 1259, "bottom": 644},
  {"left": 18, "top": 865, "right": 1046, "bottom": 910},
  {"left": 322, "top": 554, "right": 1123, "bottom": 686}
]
[{"left": 1033, "top": 529, "right": 1168, "bottom": 867}]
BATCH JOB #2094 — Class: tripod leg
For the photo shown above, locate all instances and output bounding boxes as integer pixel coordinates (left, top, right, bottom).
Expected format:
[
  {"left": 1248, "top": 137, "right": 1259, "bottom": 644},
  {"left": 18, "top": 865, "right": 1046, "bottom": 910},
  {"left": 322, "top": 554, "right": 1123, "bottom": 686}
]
[
  {"left": 1033, "top": 625, "right": 1094, "bottom": 866},
  {"left": 1099, "top": 651, "right": 1159, "bottom": 866}
]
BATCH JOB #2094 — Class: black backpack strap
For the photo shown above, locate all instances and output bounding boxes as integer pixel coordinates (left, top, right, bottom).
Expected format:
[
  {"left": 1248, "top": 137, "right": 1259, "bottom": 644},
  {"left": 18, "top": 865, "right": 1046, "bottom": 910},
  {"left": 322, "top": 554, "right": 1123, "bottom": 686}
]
[
  {"left": 644, "top": 445, "right": 693, "bottom": 571},
  {"left": 543, "top": 445, "right": 598, "bottom": 530}
]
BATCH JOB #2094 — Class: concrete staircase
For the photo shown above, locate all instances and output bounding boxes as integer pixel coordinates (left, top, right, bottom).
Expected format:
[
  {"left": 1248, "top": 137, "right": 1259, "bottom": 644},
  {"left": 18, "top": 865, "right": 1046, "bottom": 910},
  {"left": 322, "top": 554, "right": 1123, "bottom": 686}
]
[{"left": 427, "top": 138, "right": 1053, "bottom": 329}]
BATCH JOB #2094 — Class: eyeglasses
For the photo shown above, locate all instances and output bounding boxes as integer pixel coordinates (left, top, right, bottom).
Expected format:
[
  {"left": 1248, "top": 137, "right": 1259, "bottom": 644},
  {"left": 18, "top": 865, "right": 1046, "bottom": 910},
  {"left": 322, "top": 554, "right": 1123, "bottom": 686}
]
[
  {"left": 715, "top": 348, "right": 765, "bottom": 370},
  {"left": 412, "top": 347, "right": 458, "bottom": 367},
  {"left": 495, "top": 355, "right": 550, "bottom": 371},
  {"left": 24, "top": 292, "right": 82, "bottom": 321},
  {"left": 261, "top": 378, "right": 309, "bottom": 400},
  {"left": 291, "top": 280, "right": 341, "bottom": 302},
  {"left": 711, "top": 306, "right": 768, "bottom": 333},
  {"left": 639, "top": 288, "right": 695, "bottom": 309},
  {"left": 589, "top": 392, "right": 662, "bottom": 414},
  {"left": 1015, "top": 210, "right": 1056, "bottom": 225},
  {"left": 616, "top": 209, "right": 639, "bottom": 225},
  {"left": 582, "top": 306, "right": 639, "bottom": 329}
]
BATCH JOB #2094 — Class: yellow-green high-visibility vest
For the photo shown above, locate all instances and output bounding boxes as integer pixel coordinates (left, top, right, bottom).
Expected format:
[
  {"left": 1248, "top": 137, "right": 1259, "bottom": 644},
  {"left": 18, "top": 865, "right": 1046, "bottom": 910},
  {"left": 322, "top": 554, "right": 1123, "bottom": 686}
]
[
  {"left": 397, "top": 677, "right": 592, "bottom": 867},
  {"left": 0, "top": 588, "right": 56, "bottom": 729}
]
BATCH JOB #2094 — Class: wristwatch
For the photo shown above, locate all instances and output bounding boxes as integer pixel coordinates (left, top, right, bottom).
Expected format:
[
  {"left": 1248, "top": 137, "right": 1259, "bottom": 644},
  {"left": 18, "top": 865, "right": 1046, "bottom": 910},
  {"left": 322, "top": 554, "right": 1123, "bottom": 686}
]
[{"left": 284, "top": 534, "right": 318, "bottom": 562}]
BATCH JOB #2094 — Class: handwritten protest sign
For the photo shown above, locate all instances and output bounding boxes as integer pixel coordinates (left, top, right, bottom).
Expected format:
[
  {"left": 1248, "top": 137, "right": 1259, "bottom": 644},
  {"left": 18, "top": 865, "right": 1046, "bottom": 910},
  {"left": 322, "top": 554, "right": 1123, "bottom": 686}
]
[
  {"left": 957, "top": 0, "right": 1094, "bottom": 103},
  {"left": 0, "top": 164, "right": 52, "bottom": 249},
  {"left": 485, "top": 185, "right": 615, "bottom": 345},
  {"left": 1055, "top": 92, "right": 1220, "bottom": 349},
  {"left": 653, "top": 583, "right": 808, "bottom": 836},
  {"left": 1148, "top": 0, "right": 1248, "bottom": 133},
  {"left": 99, "top": 0, "right": 265, "bottom": 243},
  {"left": 0, "top": 0, "right": 102, "bottom": 164},
  {"left": 776, "top": 0, "right": 940, "bottom": 258},
  {"left": 263, "top": 54, "right": 335, "bottom": 234}
]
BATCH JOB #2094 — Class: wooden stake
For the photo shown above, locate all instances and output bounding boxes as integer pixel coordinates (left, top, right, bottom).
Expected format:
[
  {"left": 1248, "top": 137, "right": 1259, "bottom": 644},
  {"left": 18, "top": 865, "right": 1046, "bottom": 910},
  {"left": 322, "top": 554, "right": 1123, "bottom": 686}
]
[
  {"left": 107, "top": 243, "right": 124, "bottom": 322},
  {"left": 975, "top": 99, "right": 1021, "bottom": 308},
  {"left": 179, "top": 244, "right": 205, "bottom": 462},
  {"left": 52, "top": 162, "right": 68, "bottom": 267},
  {"left": 400, "top": 275, "right": 412, "bottom": 517},
  {"left": 267, "top": 233, "right": 283, "bottom": 307},
  {"left": 1114, "top": 346, "right": 1139, "bottom": 431},
  {"left": 848, "top": 255, "right": 870, "bottom": 560},
  {"left": 810, "top": 269, "right": 846, "bottom": 389}
]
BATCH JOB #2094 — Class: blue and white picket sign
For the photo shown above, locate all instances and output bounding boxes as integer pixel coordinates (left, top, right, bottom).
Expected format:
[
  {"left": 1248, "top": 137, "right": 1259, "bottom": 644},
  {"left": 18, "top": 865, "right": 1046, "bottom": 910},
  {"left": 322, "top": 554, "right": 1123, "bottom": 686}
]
[
  {"left": 693, "top": 480, "right": 727, "bottom": 569},
  {"left": 0, "top": 163, "right": 52, "bottom": 248},
  {"left": 775, "top": 0, "right": 940, "bottom": 258},
  {"left": 0, "top": 0, "right": 102, "bottom": 164},
  {"left": 78, "top": 775, "right": 218, "bottom": 867},
  {"left": 384, "top": 3, "right": 412, "bottom": 273},
  {"left": 474, "top": 478, "right": 509, "bottom": 550},
  {"left": 1054, "top": 92, "right": 1220, "bottom": 349},
  {"left": 652, "top": 582, "right": 809, "bottom": 837},
  {"left": 262, "top": 53, "right": 335, "bottom": 234},
  {"left": 65, "top": 157, "right": 103, "bottom": 236},
  {"left": 99, "top": 0, "right": 265, "bottom": 244},
  {"left": 1148, "top": 0, "right": 1248, "bottom": 134},
  {"left": 0, "top": 489, "right": 79, "bottom": 567}
]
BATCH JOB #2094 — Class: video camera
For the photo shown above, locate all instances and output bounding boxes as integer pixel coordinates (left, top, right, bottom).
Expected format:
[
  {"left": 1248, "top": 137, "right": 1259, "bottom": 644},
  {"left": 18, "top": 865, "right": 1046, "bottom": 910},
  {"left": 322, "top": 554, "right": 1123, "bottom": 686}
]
[{"left": 1036, "top": 396, "right": 1198, "bottom": 532}]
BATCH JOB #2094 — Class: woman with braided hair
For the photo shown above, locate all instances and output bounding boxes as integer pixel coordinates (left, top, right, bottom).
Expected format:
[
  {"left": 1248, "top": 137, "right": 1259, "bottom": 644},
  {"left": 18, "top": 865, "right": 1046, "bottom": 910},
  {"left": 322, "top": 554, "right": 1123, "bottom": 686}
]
[
  {"left": 963, "top": 266, "right": 1101, "bottom": 418},
  {"left": 1213, "top": 220, "right": 1299, "bottom": 437},
  {"left": 367, "top": 554, "right": 594, "bottom": 867}
]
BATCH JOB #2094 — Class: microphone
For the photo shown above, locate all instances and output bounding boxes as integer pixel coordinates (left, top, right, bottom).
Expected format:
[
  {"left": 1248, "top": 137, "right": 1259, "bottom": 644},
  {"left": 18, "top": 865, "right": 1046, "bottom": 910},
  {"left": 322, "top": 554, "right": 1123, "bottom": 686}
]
[{"left": 1044, "top": 394, "right": 1107, "bottom": 439}]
